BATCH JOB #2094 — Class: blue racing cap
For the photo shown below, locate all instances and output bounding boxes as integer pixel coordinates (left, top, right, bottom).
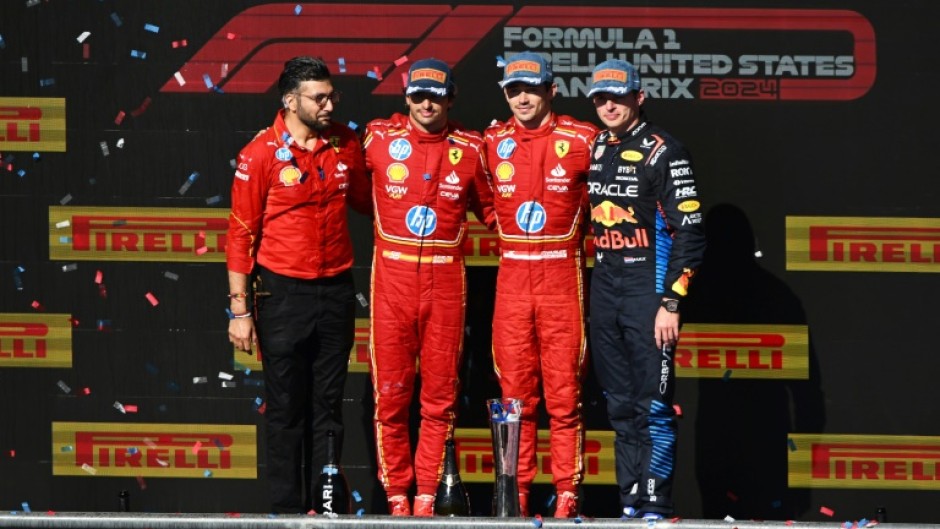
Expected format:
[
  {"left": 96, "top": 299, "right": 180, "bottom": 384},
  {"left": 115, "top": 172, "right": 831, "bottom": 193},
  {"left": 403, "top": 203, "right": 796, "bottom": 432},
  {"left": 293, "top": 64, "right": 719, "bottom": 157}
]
[
  {"left": 498, "top": 51, "right": 553, "bottom": 88},
  {"left": 587, "top": 59, "right": 641, "bottom": 97},
  {"left": 405, "top": 58, "right": 455, "bottom": 97}
]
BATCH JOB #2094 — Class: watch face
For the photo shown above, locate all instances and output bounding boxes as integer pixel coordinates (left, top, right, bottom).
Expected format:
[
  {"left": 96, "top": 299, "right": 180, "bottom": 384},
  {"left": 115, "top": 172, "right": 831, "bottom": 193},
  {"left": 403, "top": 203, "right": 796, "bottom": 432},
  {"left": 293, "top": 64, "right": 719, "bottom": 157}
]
[{"left": 663, "top": 299, "right": 679, "bottom": 312}]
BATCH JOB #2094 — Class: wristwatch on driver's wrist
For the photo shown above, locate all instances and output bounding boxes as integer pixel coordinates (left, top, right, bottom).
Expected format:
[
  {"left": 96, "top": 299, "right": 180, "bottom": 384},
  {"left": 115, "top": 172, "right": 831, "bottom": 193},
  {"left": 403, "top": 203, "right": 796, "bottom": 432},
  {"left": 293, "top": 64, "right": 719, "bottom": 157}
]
[{"left": 661, "top": 298, "right": 680, "bottom": 313}]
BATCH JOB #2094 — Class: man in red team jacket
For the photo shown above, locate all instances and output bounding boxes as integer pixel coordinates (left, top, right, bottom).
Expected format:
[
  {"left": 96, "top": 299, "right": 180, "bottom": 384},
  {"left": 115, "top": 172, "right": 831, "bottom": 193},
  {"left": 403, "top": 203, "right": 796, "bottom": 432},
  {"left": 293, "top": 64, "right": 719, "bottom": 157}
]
[
  {"left": 363, "top": 58, "right": 496, "bottom": 517},
  {"left": 484, "top": 51, "right": 598, "bottom": 518},
  {"left": 226, "top": 56, "right": 370, "bottom": 514}
]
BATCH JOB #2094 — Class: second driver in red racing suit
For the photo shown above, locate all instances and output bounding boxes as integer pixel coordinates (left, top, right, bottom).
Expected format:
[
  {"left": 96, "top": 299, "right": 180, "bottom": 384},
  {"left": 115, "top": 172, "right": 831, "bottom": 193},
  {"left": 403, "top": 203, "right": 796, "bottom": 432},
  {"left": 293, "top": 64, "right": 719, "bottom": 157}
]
[
  {"left": 485, "top": 52, "right": 598, "bottom": 518},
  {"left": 364, "top": 59, "right": 496, "bottom": 517},
  {"left": 585, "top": 60, "right": 706, "bottom": 519}
]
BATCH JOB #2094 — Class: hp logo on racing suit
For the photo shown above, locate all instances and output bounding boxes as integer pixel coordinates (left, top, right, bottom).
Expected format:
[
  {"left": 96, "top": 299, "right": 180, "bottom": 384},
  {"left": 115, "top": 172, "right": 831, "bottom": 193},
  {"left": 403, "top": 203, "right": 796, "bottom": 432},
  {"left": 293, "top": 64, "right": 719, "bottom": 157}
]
[
  {"left": 406, "top": 205, "right": 437, "bottom": 237},
  {"left": 388, "top": 138, "right": 413, "bottom": 161},
  {"left": 496, "top": 138, "right": 517, "bottom": 159},
  {"left": 516, "top": 201, "right": 547, "bottom": 234}
]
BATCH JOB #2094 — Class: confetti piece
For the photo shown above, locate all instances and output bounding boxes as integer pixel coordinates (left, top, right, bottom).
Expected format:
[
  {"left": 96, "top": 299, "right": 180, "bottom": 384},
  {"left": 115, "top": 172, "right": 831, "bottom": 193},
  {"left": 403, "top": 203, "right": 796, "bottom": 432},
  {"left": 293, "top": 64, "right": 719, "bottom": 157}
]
[
  {"left": 57, "top": 380, "right": 71, "bottom": 394},
  {"left": 206, "top": 195, "right": 222, "bottom": 205},
  {"left": 723, "top": 515, "right": 735, "bottom": 523},
  {"left": 124, "top": 404, "right": 138, "bottom": 413},
  {"left": 114, "top": 401, "right": 126, "bottom": 414},
  {"left": 110, "top": 12, "right": 123, "bottom": 27},
  {"left": 114, "top": 110, "right": 126, "bottom": 125},
  {"left": 400, "top": 72, "right": 408, "bottom": 88},
  {"left": 0, "top": 35, "right": 5, "bottom": 49},
  {"left": 496, "top": 55, "right": 506, "bottom": 67},
  {"left": 22, "top": 502, "right": 31, "bottom": 513},
  {"left": 59, "top": 194, "right": 73, "bottom": 205},
  {"left": 99, "top": 141, "right": 110, "bottom": 156},
  {"left": 196, "top": 246, "right": 209, "bottom": 255},
  {"left": 532, "top": 516, "right": 543, "bottom": 528},
  {"left": 787, "top": 438, "right": 797, "bottom": 451},
  {"left": 163, "top": 271, "right": 179, "bottom": 281},
  {"left": 193, "top": 376, "right": 207, "bottom": 384},
  {"left": 222, "top": 381, "right": 237, "bottom": 388},
  {"left": 221, "top": 63, "right": 229, "bottom": 78},
  {"left": 229, "top": 158, "right": 237, "bottom": 168},
  {"left": 82, "top": 43, "right": 90, "bottom": 60},
  {"left": 143, "top": 438, "right": 157, "bottom": 449},
  {"left": 204, "top": 470, "right": 213, "bottom": 477},
  {"left": 17, "top": 169, "right": 26, "bottom": 178},
  {"left": 352, "top": 490, "right": 362, "bottom": 502},
  {"left": 174, "top": 71, "right": 186, "bottom": 86},
  {"left": 68, "top": 317, "right": 79, "bottom": 327},
  {"left": 82, "top": 387, "right": 91, "bottom": 395},
  {"left": 218, "top": 371, "right": 234, "bottom": 381},
  {"left": 94, "top": 270, "right": 103, "bottom": 284},
  {"left": 144, "top": 23, "right": 160, "bottom": 33},
  {"left": 31, "top": 300, "right": 44, "bottom": 311},
  {"left": 366, "top": 71, "right": 378, "bottom": 80},
  {"left": 40, "top": 78, "right": 55, "bottom": 87},
  {"left": 130, "top": 49, "right": 147, "bottom": 59},
  {"left": 98, "top": 284, "right": 108, "bottom": 297},
  {"left": 21, "top": 57, "right": 29, "bottom": 72},
  {"left": 60, "top": 445, "right": 74, "bottom": 452},
  {"left": 294, "top": 4, "right": 302, "bottom": 15},
  {"left": 372, "top": 66, "right": 383, "bottom": 81},
  {"left": 178, "top": 171, "right": 200, "bottom": 195},
  {"left": 673, "top": 403, "right": 683, "bottom": 417},
  {"left": 126, "top": 447, "right": 139, "bottom": 456},
  {"left": 81, "top": 463, "right": 97, "bottom": 475},
  {"left": 347, "top": 120, "right": 358, "bottom": 131},
  {"left": 722, "top": 369, "right": 732, "bottom": 381},
  {"left": 13, "top": 267, "right": 25, "bottom": 291},
  {"left": 26, "top": 0, "right": 39, "bottom": 6},
  {"left": 202, "top": 74, "right": 214, "bottom": 89},
  {"left": 131, "top": 96, "right": 152, "bottom": 118},
  {"left": 356, "top": 292, "right": 368, "bottom": 307},
  {"left": 338, "top": 57, "right": 346, "bottom": 73},
  {"left": 156, "top": 459, "right": 168, "bottom": 467},
  {"left": 394, "top": 55, "right": 409, "bottom": 67},
  {"left": 116, "top": 138, "right": 125, "bottom": 148},
  {"left": 55, "top": 220, "right": 71, "bottom": 229},
  {"left": 191, "top": 441, "right": 203, "bottom": 454},
  {"left": 136, "top": 476, "right": 147, "bottom": 490},
  {"left": 226, "top": 32, "right": 237, "bottom": 40},
  {"left": 820, "top": 506, "right": 835, "bottom": 517},
  {"left": 145, "top": 292, "right": 159, "bottom": 306},
  {"left": 356, "top": 508, "right": 365, "bottom": 517}
]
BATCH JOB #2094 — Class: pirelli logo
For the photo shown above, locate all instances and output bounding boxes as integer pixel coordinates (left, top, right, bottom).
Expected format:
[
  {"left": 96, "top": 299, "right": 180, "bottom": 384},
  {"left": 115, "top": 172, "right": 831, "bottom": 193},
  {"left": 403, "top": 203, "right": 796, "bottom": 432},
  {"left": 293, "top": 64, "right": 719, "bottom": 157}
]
[
  {"left": 0, "top": 313, "right": 72, "bottom": 368},
  {"left": 234, "top": 318, "right": 370, "bottom": 373},
  {"left": 0, "top": 97, "right": 66, "bottom": 152},
  {"left": 676, "top": 324, "right": 808, "bottom": 379},
  {"left": 789, "top": 434, "right": 940, "bottom": 490},
  {"left": 787, "top": 216, "right": 940, "bottom": 273},
  {"left": 49, "top": 206, "right": 228, "bottom": 263},
  {"left": 454, "top": 428, "right": 615, "bottom": 484},
  {"left": 53, "top": 422, "right": 257, "bottom": 478}
]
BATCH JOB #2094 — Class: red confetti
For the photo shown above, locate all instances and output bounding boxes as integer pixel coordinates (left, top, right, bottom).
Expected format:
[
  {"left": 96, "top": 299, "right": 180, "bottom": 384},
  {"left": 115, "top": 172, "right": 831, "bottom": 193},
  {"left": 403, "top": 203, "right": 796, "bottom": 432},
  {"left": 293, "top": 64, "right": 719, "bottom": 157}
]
[
  {"left": 31, "top": 300, "right": 45, "bottom": 311},
  {"left": 46, "top": 511, "right": 56, "bottom": 516},
  {"left": 393, "top": 55, "right": 409, "bottom": 66},
  {"left": 145, "top": 292, "right": 159, "bottom": 306},
  {"left": 8, "top": 450, "right": 14, "bottom": 457},
  {"left": 82, "top": 387, "right": 91, "bottom": 395},
  {"left": 786, "top": 521, "right": 794, "bottom": 526},
  {"left": 94, "top": 270, "right": 103, "bottom": 284},
  {"left": 226, "top": 32, "right": 237, "bottom": 40},
  {"left": 124, "top": 404, "right": 138, "bottom": 413},
  {"left": 130, "top": 96, "right": 152, "bottom": 118},
  {"left": 191, "top": 441, "right": 203, "bottom": 454},
  {"left": 136, "top": 475, "right": 147, "bottom": 490},
  {"left": 82, "top": 43, "right": 90, "bottom": 60},
  {"left": 372, "top": 66, "right": 383, "bottom": 81},
  {"left": 257, "top": 402, "right": 266, "bottom": 415},
  {"left": 69, "top": 317, "right": 80, "bottom": 327},
  {"left": 401, "top": 72, "right": 408, "bottom": 88},
  {"left": 195, "top": 246, "right": 208, "bottom": 255},
  {"left": 820, "top": 506, "right": 835, "bottom": 517},
  {"left": 670, "top": 517, "right": 682, "bottom": 523},
  {"left": 114, "top": 110, "right": 126, "bottom": 125},
  {"left": 673, "top": 403, "right": 683, "bottom": 417},
  {"left": 98, "top": 284, "right": 108, "bottom": 298}
]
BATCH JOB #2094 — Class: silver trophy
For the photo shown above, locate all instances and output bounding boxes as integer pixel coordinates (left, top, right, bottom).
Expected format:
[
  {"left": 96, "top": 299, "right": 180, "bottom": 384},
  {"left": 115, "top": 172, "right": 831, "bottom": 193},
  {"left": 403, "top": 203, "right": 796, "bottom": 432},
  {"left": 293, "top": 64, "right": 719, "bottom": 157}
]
[{"left": 487, "top": 397, "right": 522, "bottom": 517}]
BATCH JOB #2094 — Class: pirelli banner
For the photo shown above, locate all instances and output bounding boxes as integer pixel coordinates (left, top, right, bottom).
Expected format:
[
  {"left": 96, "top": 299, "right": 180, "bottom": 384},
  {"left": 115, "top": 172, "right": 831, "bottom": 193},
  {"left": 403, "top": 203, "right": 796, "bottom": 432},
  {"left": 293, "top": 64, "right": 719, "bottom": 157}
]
[
  {"left": 52, "top": 422, "right": 257, "bottom": 479},
  {"left": 676, "top": 323, "right": 809, "bottom": 380},
  {"left": 49, "top": 206, "right": 228, "bottom": 263},
  {"left": 789, "top": 434, "right": 940, "bottom": 490},
  {"left": 234, "top": 318, "right": 371, "bottom": 373},
  {"left": 0, "top": 313, "right": 73, "bottom": 368},
  {"left": 786, "top": 216, "right": 940, "bottom": 273},
  {"left": 0, "top": 97, "right": 66, "bottom": 152},
  {"left": 454, "top": 428, "right": 615, "bottom": 484}
]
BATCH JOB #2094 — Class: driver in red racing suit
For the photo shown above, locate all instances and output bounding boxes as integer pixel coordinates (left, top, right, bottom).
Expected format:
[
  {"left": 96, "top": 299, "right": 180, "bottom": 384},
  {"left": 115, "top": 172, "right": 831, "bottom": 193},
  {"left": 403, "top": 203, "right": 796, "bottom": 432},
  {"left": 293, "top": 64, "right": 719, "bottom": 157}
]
[
  {"left": 484, "top": 52, "right": 598, "bottom": 518},
  {"left": 364, "top": 58, "right": 496, "bottom": 517}
]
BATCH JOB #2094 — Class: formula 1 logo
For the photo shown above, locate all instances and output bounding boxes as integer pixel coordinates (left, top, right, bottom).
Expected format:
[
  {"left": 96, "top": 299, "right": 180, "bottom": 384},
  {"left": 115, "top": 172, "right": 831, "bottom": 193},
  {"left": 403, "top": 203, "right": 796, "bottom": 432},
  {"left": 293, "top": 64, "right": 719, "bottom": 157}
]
[{"left": 162, "top": 4, "right": 875, "bottom": 101}]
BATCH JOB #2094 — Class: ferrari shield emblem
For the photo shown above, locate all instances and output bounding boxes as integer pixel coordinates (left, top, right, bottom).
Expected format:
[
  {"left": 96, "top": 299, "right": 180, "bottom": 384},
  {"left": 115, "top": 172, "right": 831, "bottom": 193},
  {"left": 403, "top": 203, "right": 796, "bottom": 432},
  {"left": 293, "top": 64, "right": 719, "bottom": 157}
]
[
  {"left": 448, "top": 148, "right": 463, "bottom": 165},
  {"left": 554, "top": 140, "right": 570, "bottom": 158}
]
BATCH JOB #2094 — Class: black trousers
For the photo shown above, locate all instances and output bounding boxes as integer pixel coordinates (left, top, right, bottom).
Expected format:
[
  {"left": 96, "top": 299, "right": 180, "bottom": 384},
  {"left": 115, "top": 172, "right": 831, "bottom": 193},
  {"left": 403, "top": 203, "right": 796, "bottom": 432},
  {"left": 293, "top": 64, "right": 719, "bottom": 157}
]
[
  {"left": 590, "top": 265, "right": 677, "bottom": 515},
  {"left": 256, "top": 266, "right": 355, "bottom": 513}
]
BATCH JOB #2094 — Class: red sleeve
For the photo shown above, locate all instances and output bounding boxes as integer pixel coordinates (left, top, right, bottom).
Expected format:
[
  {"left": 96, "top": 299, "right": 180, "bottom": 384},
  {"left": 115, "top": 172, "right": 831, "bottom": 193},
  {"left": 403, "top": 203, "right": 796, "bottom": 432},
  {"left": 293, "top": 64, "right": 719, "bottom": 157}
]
[
  {"left": 469, "top": 142, "right": 497, "bottom": 231},
  {"left": 226, "top": 141, "right": 268, "bottom": 274},
  {"left": 343, "top": 131, "right": 372, "bottom": 216}
]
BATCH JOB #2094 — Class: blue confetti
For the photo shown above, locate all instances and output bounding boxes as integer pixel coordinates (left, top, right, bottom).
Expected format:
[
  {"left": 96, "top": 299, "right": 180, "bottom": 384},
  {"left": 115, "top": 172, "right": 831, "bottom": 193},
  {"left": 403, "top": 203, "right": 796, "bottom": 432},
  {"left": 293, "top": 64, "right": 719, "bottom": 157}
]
[
  {"left": 225, "top": 308, "right": 235, "bottom": 319},
  {"left": 787, "top": 438, "right": 797, "bottom": 451},
  {"left": 0, "top": 34, "right": 5, "bottom": 49},
  {"left": 17, "top": 169, "right": 26, "bottom": 178},
  {"left": 213, "top": 438, "right": 224, "bottom": 449},
  {"left": 859, "top": 519, "right": 869, "bottom": 527},
  {"left": 110, "top": 12, "right": 123, "bottom": 27},
  {"left": 338, "top": 57, "right": 346, "bottom": 73},
  {"left": 547, "top": 493, "right": 556, "bottom": 507},
  {"left": 575, "top": 516, "right": 583, "bottom": 524},
  {"left": 202, "top": 74, "right": 214, "bottom": 89},
  {"left": 496, "top": 55, "right": 506, "bottom": 67},
  {"left": 13, "top": 267, "right": 25, "bottom": 291},
  {"left": 532, "top": 517, "right": 543, "bottom": 528},
  {"left": 203, "top": 470, "right": 213, "bottom": 478},
  {"left": 722, "top": 369, "right": 733, "bottom": 381},
  {"left": 366, "top": 71, "right": 378, "bottom": 80},
  {"left": 188, "top": 171, "right": 200, "bottom": 182},
  {"left": 244, "top": 378, "right": 264, "bottom": 387},
  {"left": 32, "top": 152, "right": 41, "bottom": 161},
  {"left": 39, "top": 78, "right": 55, "bottom": 87},
  {"left": 356, "top": 508, "right": 365, "bottom": 517},
  {"left": 352, "top": 490, "right": 362, "bottom": 502},
  {"left": 126, "top": 447, "right": 139, "bottom": 455},
  {"left": 21, "top": 503, "right": 30, "bottom": 514},
  {"left": 347, "top": 120, "right": 358, "bottom": 131},
  {"left": 60, "top": 445, "right": 74, "bottom": 452},
  {"left": 294, "top": 4, "right": 302, "bottom": 15},
  {"left": 144, "top": 23, "right": 160, "bottom": 33},
  {"left": 130, "top": 49, "right": 147, "bottom": 59},
  {"left": 205, "top": 195, "right": 222, "bottom": 205}
]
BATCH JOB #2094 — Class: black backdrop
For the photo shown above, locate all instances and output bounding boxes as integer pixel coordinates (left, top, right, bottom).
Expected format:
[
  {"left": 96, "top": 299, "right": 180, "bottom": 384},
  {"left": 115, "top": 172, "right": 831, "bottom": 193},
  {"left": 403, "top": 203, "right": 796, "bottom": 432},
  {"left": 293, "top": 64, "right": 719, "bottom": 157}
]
[{"left": 1, "top": 0, "right": 938, "bottom": 522}]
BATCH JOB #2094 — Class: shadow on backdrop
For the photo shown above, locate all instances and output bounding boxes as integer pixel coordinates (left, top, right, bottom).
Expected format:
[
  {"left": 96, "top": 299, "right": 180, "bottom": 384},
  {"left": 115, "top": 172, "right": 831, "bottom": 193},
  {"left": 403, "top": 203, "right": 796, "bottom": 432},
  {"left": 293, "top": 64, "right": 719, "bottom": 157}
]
[{"left": 682, "top": 204, "right": 825, "bottom": 520}]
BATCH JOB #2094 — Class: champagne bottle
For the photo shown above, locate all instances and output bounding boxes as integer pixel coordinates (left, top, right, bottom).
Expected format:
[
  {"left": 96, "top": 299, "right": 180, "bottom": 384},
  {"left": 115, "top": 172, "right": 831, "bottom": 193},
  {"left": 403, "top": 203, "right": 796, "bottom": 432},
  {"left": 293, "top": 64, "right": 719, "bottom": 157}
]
[
  {"left": 312, "top": 430, "right": 350, "bottom": 515},
  {"left": 434, "top": 439, "right": 470, "bottom": 516}
]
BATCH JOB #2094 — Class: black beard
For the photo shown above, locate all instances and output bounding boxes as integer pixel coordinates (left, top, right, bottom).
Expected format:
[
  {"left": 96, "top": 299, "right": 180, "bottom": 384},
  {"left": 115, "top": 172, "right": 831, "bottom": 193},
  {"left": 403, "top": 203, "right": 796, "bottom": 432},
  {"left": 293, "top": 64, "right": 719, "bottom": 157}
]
[{"left": 301, "top": 115, "right": 330, "bottom": 132}]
